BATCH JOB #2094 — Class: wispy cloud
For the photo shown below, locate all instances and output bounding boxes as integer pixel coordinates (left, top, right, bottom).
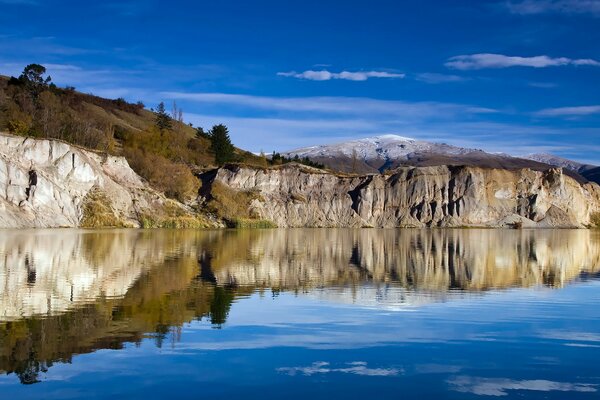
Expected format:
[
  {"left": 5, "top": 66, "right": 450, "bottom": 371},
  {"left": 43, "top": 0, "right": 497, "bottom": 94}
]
[
  {"left": 536, "top": 104, "right": 600, "bottom": 116},
  {"left": 162, "top": 92, "right": 495, "bottom": 117},
  {"left": 415, "top": 73, "right": 467, "bottom": 84},
  {"left": 277, "top": 69, "right": 405, "bottom": 81},
  {"left": 446, "top": 53, "right": 600, "bottom": 69},
  {"left": 507, "top": 0, "right": 600, "bottom": 16}
]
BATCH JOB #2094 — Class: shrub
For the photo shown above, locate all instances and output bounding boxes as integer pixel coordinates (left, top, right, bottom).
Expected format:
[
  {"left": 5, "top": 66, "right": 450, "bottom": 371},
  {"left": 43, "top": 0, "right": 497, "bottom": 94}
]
[
  {"left": 205, "top": 181, "right": 261, "bottom": 221},
  {"left": 6, "top": 117, "right": 31, "bottom": 136},
  {"left": 80, "top": 189, "right": 126, "bottom": 228}
]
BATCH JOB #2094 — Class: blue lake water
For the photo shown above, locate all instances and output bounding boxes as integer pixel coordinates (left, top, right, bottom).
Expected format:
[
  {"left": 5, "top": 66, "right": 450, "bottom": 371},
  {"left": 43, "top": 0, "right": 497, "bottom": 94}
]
[{"left": 0, "top": 228, "right": 599, "bottom": 399}]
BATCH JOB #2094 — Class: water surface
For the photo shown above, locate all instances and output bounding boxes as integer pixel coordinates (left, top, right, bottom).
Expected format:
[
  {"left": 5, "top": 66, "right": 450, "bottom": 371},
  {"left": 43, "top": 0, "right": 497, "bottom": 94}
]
[{"left": 0, "top": 228, "right": 599, "bottom": 399}]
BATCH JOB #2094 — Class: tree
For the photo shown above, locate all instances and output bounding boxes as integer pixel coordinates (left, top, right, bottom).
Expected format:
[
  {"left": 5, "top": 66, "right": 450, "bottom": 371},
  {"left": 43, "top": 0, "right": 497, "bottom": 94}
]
[
  {"left": 195, "top": 126, "right": 208, "bottom": 139},
  {"left": 155, "top": 102, "right": 172, "bottom": 132},
  {"left": 19, "top": 64, "right": 52, "bottom": 99},
  {"left": 209, "top": 124, "right": 235, "bottom": 165}
]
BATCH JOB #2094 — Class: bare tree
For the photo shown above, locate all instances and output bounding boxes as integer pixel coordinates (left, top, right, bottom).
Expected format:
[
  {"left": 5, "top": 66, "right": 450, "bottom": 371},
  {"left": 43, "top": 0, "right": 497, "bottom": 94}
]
[{"left": 171, "top": 100, "right": 178, "bottom": 119}]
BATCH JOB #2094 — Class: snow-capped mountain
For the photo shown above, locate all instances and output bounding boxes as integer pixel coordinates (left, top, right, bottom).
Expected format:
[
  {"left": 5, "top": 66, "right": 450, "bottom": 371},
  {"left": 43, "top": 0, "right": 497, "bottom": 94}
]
[
  {"left": 283, "top": 134, "right": 536, "bottom": 174},
  {"left": 523, "top": 153, "right": 595, "bottom": 173},
  {"left": 282, "top": 135, "right": 599, "bottom": 184},
  {"left": 285, "top": 134, "right": 476, "bottom": 162}
]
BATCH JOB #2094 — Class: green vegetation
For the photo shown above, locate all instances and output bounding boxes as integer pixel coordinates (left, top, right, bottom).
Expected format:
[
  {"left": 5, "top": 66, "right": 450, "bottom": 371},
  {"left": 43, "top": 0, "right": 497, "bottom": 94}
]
[
  {"left": 154, "top": 101, "right": 172, "bottom": 132},
  {"left": 209, "top": 124, "right": 235, "bottom": 165},
  {"left": 271, "top": 151, "right": 325, "bottom": 169}
]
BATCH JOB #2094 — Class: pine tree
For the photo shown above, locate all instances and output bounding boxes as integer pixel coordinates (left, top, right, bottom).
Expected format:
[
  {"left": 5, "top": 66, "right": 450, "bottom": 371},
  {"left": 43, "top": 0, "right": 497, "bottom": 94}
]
[
  {"left": 155, "top": 102, "right": 172, "bottom": 132},
  {"left": 19, "top": 64, "right": 52, "bottom": 100},
  {"left": 209, "top": 124, "right": 235, "bottom": 165}
]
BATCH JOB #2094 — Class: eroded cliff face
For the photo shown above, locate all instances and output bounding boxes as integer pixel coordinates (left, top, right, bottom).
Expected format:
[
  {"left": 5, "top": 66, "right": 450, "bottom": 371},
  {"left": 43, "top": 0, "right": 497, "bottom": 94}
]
[
  {"left": 0, "top": 133, "right": 191, "bottom": 228},
  {"left": 204, "top": 164, "right": 600, "bottom": 228}
]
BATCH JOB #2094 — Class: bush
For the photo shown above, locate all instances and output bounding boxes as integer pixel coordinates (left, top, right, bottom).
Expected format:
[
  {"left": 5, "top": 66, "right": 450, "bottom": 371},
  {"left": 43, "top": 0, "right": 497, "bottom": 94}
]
[
  {"left": 6, "top": 117, "right": 31, "bottom": 135},
  {"left": 80, "top": 189, "right": 126, "bottom": 228},
  {"left": 205, "top": 181, "right": 261, "bottom": 221}
]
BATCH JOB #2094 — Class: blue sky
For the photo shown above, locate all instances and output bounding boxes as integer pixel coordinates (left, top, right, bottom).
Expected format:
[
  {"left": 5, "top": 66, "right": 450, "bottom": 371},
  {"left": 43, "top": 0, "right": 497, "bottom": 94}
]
[{"left": 1, "top": 0, "right": 599, "bottom": 162}]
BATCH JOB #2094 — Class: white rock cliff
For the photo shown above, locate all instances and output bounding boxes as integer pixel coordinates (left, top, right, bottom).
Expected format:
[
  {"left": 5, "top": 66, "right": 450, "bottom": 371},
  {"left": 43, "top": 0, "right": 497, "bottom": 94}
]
[
  {"left": 0, "top": 132, "right": 174, "bottom": 228},
  {"left": 205, "top": 164, "right": 600, "bottom": 228}
]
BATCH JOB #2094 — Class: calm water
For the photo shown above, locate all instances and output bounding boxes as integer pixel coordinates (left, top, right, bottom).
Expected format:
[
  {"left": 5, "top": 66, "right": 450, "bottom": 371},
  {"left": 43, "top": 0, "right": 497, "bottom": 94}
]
[{"left": 0, "top": 228, "right": 599, "bottom": 399}]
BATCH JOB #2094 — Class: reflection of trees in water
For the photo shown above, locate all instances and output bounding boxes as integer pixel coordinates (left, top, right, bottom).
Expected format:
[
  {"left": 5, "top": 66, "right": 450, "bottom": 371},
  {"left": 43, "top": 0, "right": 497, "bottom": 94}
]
[{"left": 0, "top": 228, "right": 599, "bottom": 384}]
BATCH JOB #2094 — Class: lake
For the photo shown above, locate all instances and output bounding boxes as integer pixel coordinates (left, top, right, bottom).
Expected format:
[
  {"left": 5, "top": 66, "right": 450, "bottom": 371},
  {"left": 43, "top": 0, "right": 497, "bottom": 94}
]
[{"left": 0, "top": 228, "right": 599, "bottom": 399}]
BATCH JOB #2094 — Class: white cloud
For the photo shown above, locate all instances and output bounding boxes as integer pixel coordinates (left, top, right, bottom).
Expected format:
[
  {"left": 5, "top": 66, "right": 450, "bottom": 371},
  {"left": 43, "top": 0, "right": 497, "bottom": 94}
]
[
  {"left": 536, "top": 105, "right": 600, "bottom": 116},
  {"left": 507, "top": 0, "right": 600, "bottom": 16},
  {"left": 448, "top": 376, "right": 597, "bottom": 396},
  {"left": 277, "top": 69, "right": 405, "bottom": 81},
  {"left": 446, "top": 53, "right": 600, "bottom": 70}
]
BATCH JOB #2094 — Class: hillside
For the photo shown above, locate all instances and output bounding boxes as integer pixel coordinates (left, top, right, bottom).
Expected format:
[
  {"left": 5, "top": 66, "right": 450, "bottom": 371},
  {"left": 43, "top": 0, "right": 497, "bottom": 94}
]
[{"left": 0, "top": 68, "right": 266, "bottom": 202}]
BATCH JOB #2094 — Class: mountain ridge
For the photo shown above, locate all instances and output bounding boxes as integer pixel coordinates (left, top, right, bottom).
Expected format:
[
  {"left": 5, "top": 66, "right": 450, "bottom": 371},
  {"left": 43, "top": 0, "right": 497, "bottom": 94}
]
[{"left": 282, "top": 134, "right": 599, "bottom": 184}]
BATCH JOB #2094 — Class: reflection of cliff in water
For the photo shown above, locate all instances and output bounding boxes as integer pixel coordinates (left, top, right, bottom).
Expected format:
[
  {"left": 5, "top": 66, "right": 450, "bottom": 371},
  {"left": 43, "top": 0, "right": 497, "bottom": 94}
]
[
  {"left": 209, "top": 229, "right": 600, "bottom": 291},
  {"left": 0, "top": 228, "right": 599, "bottom": 383}
]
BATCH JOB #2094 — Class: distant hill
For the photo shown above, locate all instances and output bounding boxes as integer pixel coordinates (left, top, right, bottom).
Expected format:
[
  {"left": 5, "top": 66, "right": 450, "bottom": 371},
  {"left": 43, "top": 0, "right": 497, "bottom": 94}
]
[{"left": 283, "top": 134, "right": 596, "bottom": 183}]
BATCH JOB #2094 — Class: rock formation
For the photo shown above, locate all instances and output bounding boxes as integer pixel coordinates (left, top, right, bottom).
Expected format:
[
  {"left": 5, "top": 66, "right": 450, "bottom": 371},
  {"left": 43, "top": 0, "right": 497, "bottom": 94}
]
[
  {"left": 0, "top": 132, "right": 203, "bottom": 228},
  {"left": 202, "top": 163, "right": 600, "bottom": 228},
  {"left": 1, "top": 132, "right": 599, "bottom": 228}
]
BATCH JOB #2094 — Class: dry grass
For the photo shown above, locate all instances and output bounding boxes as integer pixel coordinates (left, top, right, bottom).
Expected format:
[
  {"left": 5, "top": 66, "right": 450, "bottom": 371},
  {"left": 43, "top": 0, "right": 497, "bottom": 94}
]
[
  {"left": 231, "top": 218, "right": 277, "bottom": 228},
  {"left": 204, "top": 181, "right": 276, "bottom": 227},
  {"left": 139, "top": 200, "right": 211, "bottom": 228},
  {"left": 206, "top": 181, "right": 262, "bottom": 220},
  {"left": 80, "top": 189, "right": 126, "bottom": 228}
]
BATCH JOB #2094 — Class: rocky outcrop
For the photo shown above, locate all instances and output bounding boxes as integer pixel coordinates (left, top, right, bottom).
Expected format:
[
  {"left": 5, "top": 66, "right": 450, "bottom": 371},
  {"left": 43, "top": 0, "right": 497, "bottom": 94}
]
[
  {"left": 2, "top": 133, "right": 599, "bottom": 229},
  {"left": 0, "top": 132, "right": 200, "bottom": 228},
  {"left": 202, "top": 163, "right": 600, "bottom": 228}
]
